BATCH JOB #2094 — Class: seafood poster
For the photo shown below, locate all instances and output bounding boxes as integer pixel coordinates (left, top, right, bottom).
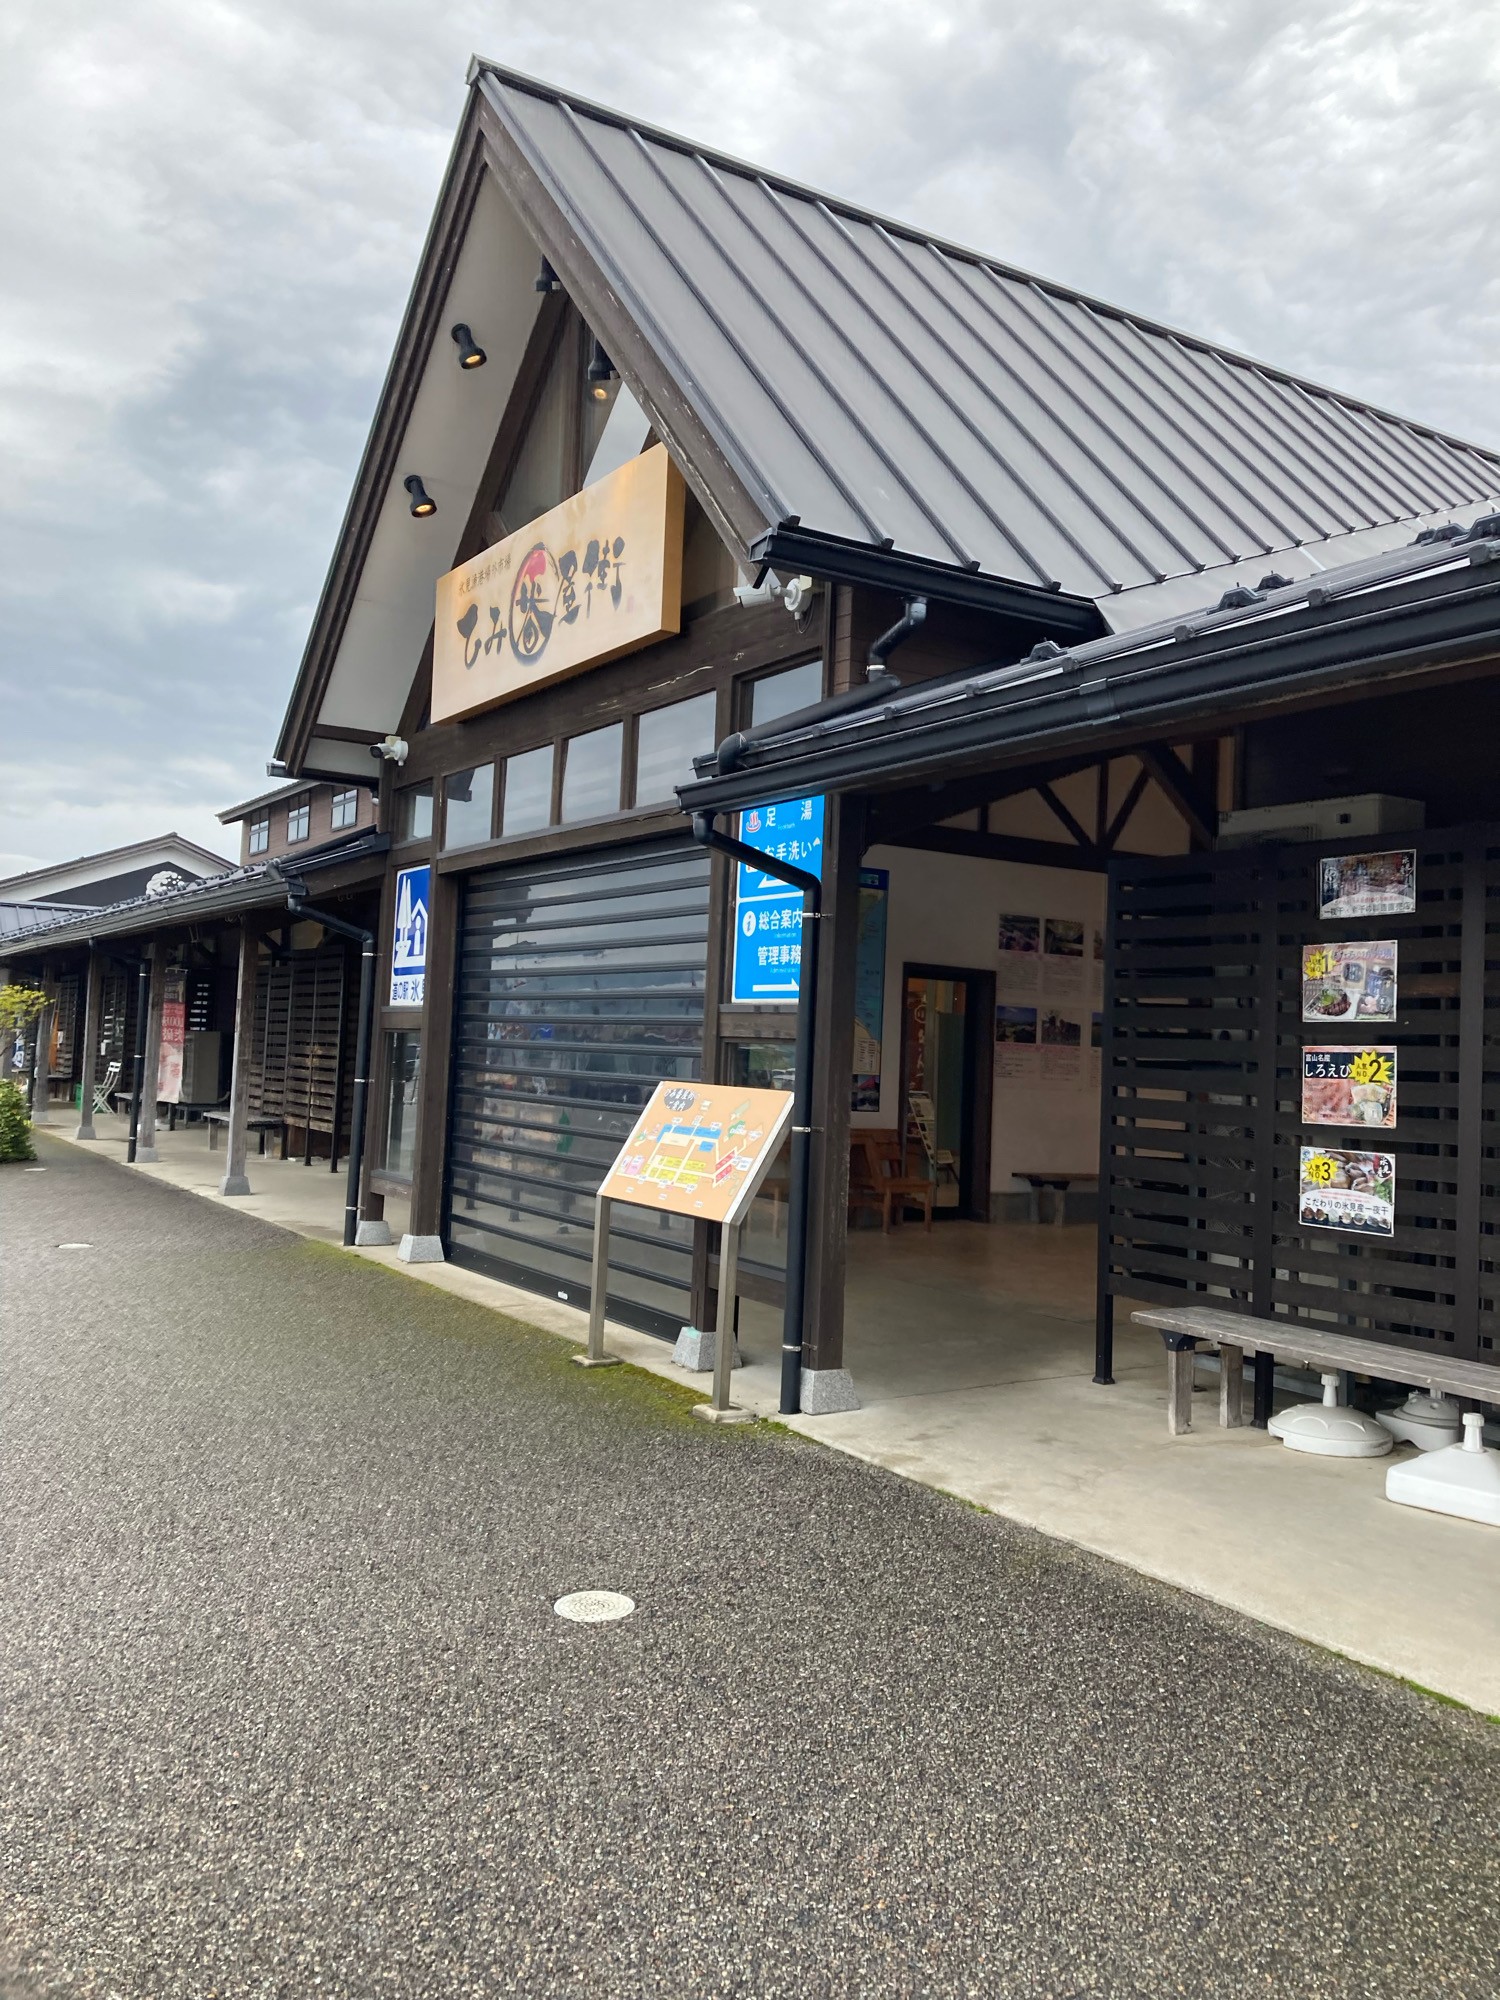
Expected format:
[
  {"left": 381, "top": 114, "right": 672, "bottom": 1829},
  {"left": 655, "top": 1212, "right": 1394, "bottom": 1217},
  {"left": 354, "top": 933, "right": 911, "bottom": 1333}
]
[
  {"left": 1301, "top": 942, "right": 1398, "bottom": 1024},
  {"left": 1301, "top": 1046, "right": 1397, "bottom": 1129},
  {"left": 1318, "top": 849, "right": 1416, "bottom": 919},
  {"left": 1298, "top": 1147, "right": 1395, "bottom": 1236}
]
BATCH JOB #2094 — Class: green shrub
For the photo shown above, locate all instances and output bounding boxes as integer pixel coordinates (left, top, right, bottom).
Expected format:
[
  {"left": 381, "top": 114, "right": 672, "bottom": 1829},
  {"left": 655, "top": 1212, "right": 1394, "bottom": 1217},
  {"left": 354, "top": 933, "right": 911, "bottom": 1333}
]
[{"left": 0, "top": 1079, "right": 35, "bottom": 1163}]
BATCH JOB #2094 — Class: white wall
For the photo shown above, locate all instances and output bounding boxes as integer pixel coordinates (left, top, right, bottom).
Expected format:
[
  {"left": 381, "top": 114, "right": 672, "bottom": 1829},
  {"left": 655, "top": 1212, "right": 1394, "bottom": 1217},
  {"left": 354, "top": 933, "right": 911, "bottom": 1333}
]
[{"left": 855, "top": 845, "right": 1107, "bottom": 1197}]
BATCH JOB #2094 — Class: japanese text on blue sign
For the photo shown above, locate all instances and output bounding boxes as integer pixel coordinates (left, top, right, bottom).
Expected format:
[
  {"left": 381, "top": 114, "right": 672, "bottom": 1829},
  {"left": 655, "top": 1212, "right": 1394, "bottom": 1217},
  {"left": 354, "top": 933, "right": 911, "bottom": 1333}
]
[
  {"left": 390, "top": 865, "right": 430, "bottom": 1008},
  {"left": 730, "top": 797, "right": 824, "bottom": 1004}
]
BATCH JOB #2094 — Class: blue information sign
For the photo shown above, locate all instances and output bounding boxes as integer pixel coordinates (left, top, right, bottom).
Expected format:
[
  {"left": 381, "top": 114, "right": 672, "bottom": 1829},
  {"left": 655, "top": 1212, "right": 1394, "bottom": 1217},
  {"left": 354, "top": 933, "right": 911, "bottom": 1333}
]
[
  {"left": 390, "top": 864, "right": 430, "bottom": 1008},
  {"left": 730, "top": 796, "right": 824, "bottom": 1005}
]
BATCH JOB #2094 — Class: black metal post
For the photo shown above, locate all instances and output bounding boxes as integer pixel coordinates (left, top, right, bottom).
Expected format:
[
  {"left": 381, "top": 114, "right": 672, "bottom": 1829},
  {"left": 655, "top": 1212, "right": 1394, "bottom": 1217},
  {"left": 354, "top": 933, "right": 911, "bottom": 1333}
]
[
  {"left": 1253, "top": 1350, "right": 1275, "bottom": 1429},
  {"left": 692, "top": 812, "right": 819, "bottom": 1417},
  {"left": 126, "top": 953, "right": 150, "bottom": 1162},
  {"left": 279, "top": 886, "right": 375, "bottom": 1247}
]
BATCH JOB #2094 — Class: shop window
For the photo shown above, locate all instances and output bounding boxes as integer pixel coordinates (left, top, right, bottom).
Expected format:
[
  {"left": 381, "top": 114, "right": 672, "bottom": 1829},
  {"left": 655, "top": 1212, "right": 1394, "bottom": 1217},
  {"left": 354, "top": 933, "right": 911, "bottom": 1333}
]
[
  {"left": 634, "top": 691, "right": 717, "bottom": 804},
  {"left": 722, "top": 1038, "right": 795, "bottom": 1274},
  {"left": 330, "top": 788, "right": 359, "bottom": 831},
  {"left": 750, "top": 659, "right": 822, "bottom": 727},
  {"left": 560, "top": 723, "right": 624, "bottom": 822},
  {"left": 286, "top": 797, "right": 310, "bottom": 844},
  {"left": 382, "top": 1029, "right": 421, "bottom": 1179},
  {"left": 248, "top": 815, "right": 269, "bottom": 855},
  {"left": 397, "top": 782, "right": 434, "bottom": 842},
  {"left": 500, "top": 746, "right": 554, "bottom": 837},
  {"left": 443, "top": 765, "right": 494, "bottom": 850}
]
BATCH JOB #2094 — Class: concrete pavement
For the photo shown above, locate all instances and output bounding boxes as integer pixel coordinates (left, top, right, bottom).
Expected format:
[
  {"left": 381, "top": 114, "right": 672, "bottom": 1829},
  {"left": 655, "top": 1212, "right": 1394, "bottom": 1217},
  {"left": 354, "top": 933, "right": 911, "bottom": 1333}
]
[{"left": 4, "top": 1137, "right": 1500, "bottom": 1998}]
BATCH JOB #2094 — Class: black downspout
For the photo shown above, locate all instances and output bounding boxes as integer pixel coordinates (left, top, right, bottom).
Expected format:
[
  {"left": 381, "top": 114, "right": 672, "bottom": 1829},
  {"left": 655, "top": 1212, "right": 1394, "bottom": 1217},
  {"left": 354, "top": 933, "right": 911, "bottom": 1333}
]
[
  {"left": 866, "top": 596, "right": 927, "bottom": 676},
  {"left": 126, "top": 954, "right": 150, "bottom": 1163},
  {"left": 281, "top": 890, "right": 375, "bottom": 1248},
  {"left": 692, "top": 811, "right": 819, "bottom": 1417}
]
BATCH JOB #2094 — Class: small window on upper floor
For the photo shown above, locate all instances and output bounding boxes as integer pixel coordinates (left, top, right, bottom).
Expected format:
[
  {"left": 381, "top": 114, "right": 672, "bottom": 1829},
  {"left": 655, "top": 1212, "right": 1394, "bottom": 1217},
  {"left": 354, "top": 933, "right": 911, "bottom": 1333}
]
[
  {"left": 397, "top": 783, "right": 434, "bottom": 842},
  {"left": 634, "top": 691, "right": 718, "bottom": 805},
  {"left": 560, "top": 723, "right": 624, "bottom": 823},
  {"left": 331, "top": 788, "right": 359, "bottom": 831},
  {"left": 749, "top": 659, "right": 823, "bottom": 728},
  {"left": 443, "top": 765, "right": 495, "bottom": 851},
  {"left": 286, "top": 797, "right": 310, "bottom": 844},
  {"left": 247, "top": 816, "right": 269, "bottom": 856}
]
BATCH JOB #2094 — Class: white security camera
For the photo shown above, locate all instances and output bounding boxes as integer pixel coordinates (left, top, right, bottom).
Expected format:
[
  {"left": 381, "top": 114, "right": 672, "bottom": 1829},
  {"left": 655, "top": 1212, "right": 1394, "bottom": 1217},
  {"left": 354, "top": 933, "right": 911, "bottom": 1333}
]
[
  {"left": 370, "top": 734, "right": 409, "bottom": 765},
  {"left": 732, "top": 570, "right": 782, "bottom": 609},
  {"left": 781, "top": 574, "right": 820, "bottom": 616}
]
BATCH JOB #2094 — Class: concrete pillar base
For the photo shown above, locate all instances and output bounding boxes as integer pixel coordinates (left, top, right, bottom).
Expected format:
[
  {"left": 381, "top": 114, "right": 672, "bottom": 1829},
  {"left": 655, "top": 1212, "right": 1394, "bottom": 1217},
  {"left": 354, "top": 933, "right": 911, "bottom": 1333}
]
[
  {"left": 799, "top": 1367, "right": 860, "bottom": 1415},
  {"left": 355, "top": 1219, "right": 395, "bottom": 1247},
  {"left": 398, "top": 1234, "right": 445, "bottom": 1264},
  {"left": 74, "top": 1124, "right": 98, "bottom": 1141},
  {"left": 672, "top": 1324, "right": 741, "bottom": 1372},
  {"left": 219, "top": 1173, "right": 252, "bottom": 1197},
  {"left": 135, "top": 1146, "right": 159, "bottom": 1164}
]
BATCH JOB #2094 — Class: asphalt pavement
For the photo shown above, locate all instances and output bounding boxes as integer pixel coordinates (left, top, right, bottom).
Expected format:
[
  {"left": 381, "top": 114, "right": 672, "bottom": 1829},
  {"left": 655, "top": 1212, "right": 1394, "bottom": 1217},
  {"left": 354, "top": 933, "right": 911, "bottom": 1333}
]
[{"left": 3, "top": 1136, "right": 1499, "bottom": 1999}]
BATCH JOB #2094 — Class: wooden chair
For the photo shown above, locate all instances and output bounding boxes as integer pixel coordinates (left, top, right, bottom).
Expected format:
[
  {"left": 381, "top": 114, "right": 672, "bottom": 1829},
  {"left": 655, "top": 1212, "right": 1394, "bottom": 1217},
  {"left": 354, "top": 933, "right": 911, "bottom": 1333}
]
[{"left": 849, "top": 1131, "right": 935, "bottom": 1233}]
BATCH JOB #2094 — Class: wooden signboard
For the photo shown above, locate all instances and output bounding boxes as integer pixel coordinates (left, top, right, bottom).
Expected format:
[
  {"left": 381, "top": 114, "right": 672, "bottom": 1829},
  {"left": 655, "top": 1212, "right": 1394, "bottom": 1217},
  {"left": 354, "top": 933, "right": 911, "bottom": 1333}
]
[
  {"left": 431, "top": 443, "right": 685, "bottom": 725},
  {"left": 596, "top": 1081, "right": 793, "bottom": 1226}
]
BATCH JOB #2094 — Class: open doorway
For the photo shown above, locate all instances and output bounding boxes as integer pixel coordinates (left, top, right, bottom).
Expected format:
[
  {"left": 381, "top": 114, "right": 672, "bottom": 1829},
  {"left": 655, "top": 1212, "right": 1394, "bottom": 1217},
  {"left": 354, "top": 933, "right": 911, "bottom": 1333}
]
[{"left": 898, "top": 963, "right": 994, "bottom": 1219}]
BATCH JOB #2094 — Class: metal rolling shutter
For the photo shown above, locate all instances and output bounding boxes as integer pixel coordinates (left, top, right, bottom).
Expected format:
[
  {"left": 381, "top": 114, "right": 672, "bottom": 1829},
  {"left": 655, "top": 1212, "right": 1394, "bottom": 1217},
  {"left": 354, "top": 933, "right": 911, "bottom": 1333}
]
[{"left": 446, "top": 836, "right": 710, "bottom": 1337}]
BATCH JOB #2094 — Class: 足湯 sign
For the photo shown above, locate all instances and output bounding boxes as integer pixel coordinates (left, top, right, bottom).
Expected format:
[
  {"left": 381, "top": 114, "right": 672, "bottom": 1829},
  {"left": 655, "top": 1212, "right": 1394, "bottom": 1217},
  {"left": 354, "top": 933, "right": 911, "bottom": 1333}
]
[
  {"left": 596, "top": 1082, "right": 793, "bottom": 1226},
  {"left": 431, "top": 444, "right": 685, "bottom": 725}
]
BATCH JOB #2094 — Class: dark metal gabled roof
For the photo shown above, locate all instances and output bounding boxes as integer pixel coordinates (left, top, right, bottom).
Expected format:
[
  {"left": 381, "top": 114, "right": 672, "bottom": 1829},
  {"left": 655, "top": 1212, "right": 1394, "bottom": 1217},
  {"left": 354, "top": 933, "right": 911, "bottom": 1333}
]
[{"left": 476, "top": 62, "right": 1500, "bottom": 616}]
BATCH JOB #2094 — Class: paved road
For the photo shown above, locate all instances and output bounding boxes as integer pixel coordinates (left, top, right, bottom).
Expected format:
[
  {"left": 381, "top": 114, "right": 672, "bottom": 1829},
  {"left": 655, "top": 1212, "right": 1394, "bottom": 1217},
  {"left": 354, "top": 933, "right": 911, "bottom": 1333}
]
[{"left": 3, "top": 1140, "right": 1500, "bottom": 1999}]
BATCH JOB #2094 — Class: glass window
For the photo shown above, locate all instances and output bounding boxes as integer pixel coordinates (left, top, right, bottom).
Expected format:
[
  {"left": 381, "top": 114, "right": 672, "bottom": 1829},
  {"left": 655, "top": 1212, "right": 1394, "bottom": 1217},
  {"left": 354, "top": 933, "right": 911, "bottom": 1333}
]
[
  {"left": 560, "top": 723, "right": 623, "bottom": 822},
  {"left": 500, "top": 746, "right": 553, "bottom": 837},
  {"left": 383, "top": 1029, "right": 421, "bottom": 1179},
  {"left": 750, "top": 659, "right": 822, "bottom": 727},
  {"left": 248, "top": 816, "right": 269, "bottom": 855},
  {"left": 580, "top": 331, "right": 622, "bottom": 476},
  {"left": 286, "top": 797, "right": 310, "bottom": 843},
  {"left": 723, "top": 1039, "right": 795, "bottom": 1275},
  {"left": 634, "top": 691, "right": 718, "bottom": 804},
  {"left": 443, "top": 764, "right": 494, "bottom": 850},
  {"left": 397, "top": 782, "right": 433, "bottom": 842},
  {"left": 331, "top": 788, "right": 359, "bottom": 830},
  {"left": 495, "top": 325, "right": 576, "bottom": 535}
]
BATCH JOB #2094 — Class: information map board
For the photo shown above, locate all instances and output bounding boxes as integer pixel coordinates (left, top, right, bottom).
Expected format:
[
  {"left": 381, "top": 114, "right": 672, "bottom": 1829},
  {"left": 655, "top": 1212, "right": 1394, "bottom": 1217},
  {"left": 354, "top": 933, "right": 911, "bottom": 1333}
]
[{"left": 596, "top": 1082, "right": 793, "bottom": 1227}]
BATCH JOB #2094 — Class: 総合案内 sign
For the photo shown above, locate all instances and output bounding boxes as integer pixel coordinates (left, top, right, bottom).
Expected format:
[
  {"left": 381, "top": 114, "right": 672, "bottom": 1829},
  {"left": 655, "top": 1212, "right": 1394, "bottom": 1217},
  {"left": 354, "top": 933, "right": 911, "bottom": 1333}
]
[{"left": 729, "top": 796, "right": 824, "bottom": 1005}]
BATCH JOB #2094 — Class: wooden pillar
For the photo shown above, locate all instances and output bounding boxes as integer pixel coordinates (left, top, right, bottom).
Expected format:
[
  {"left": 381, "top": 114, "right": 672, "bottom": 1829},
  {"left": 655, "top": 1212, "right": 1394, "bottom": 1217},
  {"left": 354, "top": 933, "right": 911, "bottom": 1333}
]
[
  {"left": 402, "top": 865, "right": 459, "bottom": 1258},
  {"left": 798, "top": 790, "right": 866, "bottom": 1409},
  {"left": 135, "top": 944, "right": 167, "bottom": 1163},
  {"left": 220, "top": 920, "right": 259, "bottom": 1196},
  {"left": 73, "top": 947, "right": 104, "bottom": 1139}
]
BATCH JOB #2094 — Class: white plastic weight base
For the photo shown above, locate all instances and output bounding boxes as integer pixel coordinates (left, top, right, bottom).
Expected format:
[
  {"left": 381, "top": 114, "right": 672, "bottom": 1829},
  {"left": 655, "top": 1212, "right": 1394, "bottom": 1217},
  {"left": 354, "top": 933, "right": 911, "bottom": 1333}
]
[
  {"left": 1376, "top": 1390, "right": 1463, "bottom": 1451},
  {"left": 1386, "top": 1413, "right": 1500, "bottom": 1527},
  {"left": 1268, "top": 1373, "right": 1392, "bottom": 1458}
]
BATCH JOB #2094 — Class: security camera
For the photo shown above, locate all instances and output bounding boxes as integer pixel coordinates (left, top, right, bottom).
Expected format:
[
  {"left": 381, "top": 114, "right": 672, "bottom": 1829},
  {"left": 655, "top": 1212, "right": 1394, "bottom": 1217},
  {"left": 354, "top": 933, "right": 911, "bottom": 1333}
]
[
  {"left": 732, "top": 570, "right": 782, "bottom": 609},
  {"left": 781, "top": 574, "right": 820, "bottom": 617},
  {"left": 370, "top": 735, "right": 409, "bottom": 765}
]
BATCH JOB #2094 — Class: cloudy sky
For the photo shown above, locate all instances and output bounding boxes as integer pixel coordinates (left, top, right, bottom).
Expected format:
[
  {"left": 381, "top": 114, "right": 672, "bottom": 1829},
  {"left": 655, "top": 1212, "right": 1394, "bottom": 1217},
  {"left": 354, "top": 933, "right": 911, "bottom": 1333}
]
[{"left": 2, "top": 0, "right": 1497, "bottom": 876}]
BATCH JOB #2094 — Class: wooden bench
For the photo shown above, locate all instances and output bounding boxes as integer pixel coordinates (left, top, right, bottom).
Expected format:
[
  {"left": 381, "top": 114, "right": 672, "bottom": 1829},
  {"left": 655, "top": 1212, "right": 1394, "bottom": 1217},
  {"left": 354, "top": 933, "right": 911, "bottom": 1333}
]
[
  {"left": 203, "top": 1112, "right": 285, "bottom": 1158},
  {"left": 1131, "top": 1303, "right": 1500, "bottom": 1437},
  {"left": 1016, "top": 1171, "right": 1098, "bottom": 1226}
]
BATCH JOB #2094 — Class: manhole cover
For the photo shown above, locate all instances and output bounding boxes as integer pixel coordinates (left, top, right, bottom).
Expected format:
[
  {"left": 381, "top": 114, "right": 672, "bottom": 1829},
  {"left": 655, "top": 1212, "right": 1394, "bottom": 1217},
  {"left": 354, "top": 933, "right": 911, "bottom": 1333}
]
[{"left": 553, "top": 1590, "right": 635, "bottom": 1624}]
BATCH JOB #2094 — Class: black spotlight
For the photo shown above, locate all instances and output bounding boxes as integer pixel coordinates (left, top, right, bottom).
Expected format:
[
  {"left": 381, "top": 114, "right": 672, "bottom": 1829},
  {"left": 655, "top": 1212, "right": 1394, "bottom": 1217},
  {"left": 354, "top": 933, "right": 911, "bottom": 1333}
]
[
  {"left": 403, "top": 474, "right": 437, "bottom": 519},
  {"left": 450, "top": 322, "right": 486, "bottom": 369},
  {"left": 534, "top": 256, "right": 561, "bottom": 294},
  {"left": 586, "top": 338, "right": 615, "bottom": 400}
]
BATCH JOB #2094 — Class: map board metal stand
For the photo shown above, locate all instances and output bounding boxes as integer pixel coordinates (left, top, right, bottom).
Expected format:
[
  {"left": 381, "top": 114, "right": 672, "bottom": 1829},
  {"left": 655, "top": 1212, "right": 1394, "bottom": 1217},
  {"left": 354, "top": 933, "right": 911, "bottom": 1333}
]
[{"left": 578, "top": 1082, "right": 796, "bottom": 1423}]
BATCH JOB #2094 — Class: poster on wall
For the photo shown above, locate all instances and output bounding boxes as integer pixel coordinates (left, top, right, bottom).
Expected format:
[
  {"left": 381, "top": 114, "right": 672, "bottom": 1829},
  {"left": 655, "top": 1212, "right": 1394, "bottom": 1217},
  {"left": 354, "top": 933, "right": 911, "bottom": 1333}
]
[
  {"left": 1301, "top": 1046, "right": 1397, "bottom": 1129},
  {"left": 1041, "top": 918, "right": 1086, "bottom": 1003},
  {"left": 1090, "top": 1010, "right": 1103, "bottom": 1088},
  {"left": 852, "top": 866, "right": 889, "bottom": 1111},
  {"left": 1318, "top": 850, "right": 1416, "bottom": 919},
  {"left": 1301, "top": 942, "right": 1397, "bottom": 1023},
  {"left": 157, "top": 967, "right": 187, "bottom": 1104},
  {"left": 1298, "top": 1146, "right": 1396, "bottom": 1236},
  {"left": 1039, "top": 1010, "right": 1083, "bottom": 1083},
  {"left": 996, "top": 914, "right": 1041, "bottom": 1001},
  {"left": 994, "top": 1004, "right": 1038, "bottom": 1083}
]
